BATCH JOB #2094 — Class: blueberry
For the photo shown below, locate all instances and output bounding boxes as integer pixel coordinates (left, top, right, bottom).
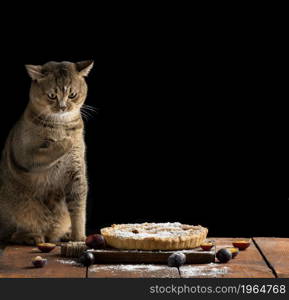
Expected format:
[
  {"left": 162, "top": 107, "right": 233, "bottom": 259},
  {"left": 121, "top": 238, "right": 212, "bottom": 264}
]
[
  {"left": 168, "top": 252, "right": 186, "bottom": 267},
  {"left": 216, "top": 248, "right": 232, "bottom": 263},
  {"left": 79, "top": 251, "right": 95, "bottom": 267}
]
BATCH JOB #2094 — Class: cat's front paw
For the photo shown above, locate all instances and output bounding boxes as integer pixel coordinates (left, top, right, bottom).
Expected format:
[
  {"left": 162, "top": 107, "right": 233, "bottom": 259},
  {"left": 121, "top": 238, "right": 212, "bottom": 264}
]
[
  {"left": 10, "top": 232, "right": 45, "bottom": 245},
  {"left": 70, "top": 234, "right": 86, "bottom": 242},
  {"left": 60, "top": 231, "right": 72, "bottom": 242}
]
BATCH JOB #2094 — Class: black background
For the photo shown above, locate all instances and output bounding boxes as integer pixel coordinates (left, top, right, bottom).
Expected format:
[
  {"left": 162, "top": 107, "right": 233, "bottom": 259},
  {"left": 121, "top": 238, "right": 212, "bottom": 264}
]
[{"left": 0, "top": 18, "right": 287, "bottom": 238}]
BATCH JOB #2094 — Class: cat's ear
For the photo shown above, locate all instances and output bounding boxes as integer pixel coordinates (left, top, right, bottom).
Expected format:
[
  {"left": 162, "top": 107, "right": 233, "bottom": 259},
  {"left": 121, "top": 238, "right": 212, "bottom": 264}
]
[
  {"left": 25, "top": 65, "right": 44, "bottom": 81},
  {"left": 75, "top": 60, "right": 94, "bottom": 77}
]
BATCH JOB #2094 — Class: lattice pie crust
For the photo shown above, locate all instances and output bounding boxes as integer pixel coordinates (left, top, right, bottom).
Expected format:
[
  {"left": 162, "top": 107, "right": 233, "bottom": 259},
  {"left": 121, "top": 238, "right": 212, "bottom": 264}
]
[{"left": 101, "top": 222, "right": 208, "bottom": 250}]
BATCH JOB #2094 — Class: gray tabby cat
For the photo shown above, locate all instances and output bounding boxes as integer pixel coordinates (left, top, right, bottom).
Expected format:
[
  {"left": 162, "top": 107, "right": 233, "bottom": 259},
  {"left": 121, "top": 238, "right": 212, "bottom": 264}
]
[{"left": 0, "top": 60, "right": 93, "bottom": 245}]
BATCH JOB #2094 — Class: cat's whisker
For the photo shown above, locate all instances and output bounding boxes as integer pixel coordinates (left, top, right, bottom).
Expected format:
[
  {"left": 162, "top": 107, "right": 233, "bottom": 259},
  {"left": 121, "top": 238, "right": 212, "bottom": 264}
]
[
  {"left": 82, "top": 104, "right": 99, "bottom": 114},
  {"left": 80, "top": 107, "right": 94, "bottom": 120},
  {"left": 82, "top": 113, "right": 91, "bottom": 120},
  {"left": 82, "top": 104, "right": 97, "bottom": 111},
  {"left": 80, "top": 111, "right": 89, "bottom": 121},
  {"left": 81, "top": 108, "right": 97, "bottom": 115},
  {"left": 81, "top": 110, "right": 93, "bottom": 117},
  {"left": 83, "top": 108, "right": 96, "bottom": 113}
]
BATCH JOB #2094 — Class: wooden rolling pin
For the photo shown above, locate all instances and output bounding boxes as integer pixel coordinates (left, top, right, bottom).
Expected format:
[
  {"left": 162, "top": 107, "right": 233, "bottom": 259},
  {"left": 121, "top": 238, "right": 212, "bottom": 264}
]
[{"left": 61, "top": 242, "right": 87, "bottom": 258}]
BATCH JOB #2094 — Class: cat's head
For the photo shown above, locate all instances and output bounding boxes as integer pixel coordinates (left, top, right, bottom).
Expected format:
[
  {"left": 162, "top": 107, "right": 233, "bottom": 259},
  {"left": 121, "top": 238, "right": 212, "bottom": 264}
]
[{"left": 25, "top": 60, "right": 94, "bottom": 116}]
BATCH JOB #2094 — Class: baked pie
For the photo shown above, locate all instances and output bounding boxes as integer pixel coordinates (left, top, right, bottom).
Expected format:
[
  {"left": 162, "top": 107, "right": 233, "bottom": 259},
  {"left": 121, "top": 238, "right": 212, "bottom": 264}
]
[{"left": 101, "top": 222, "right": 208, "bottom": 250}]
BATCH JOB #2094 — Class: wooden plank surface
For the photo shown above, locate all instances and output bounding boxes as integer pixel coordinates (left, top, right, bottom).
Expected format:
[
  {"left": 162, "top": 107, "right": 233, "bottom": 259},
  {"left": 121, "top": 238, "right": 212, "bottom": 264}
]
[
  {"left": 0, "top": 244, "right": 5, "bottom": 257},
  {"left": 179, "top": 238, "right": 275, "bottom": 278},
  {"left": 253, "top": 238, "right": 289, "bottom": 278},
  {"left": 87, "top": 264, "right": 180, "bottom": 278},
  {"left": 2, "top": 238, "right": 286, "bottom": 278},
  {"left": 61, "top": 243, "right": 215, "bottom": 264},
  {"left": 0, "top": 245, "right": 86, "bottom": 278},
  {"left": 89, "top": 248, "right": 214, "bottom": 264}
]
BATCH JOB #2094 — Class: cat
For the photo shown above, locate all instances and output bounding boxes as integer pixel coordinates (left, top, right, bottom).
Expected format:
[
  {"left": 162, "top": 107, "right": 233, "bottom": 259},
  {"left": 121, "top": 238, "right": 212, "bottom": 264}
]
[{"left": 0, "top": 60, "right": 93, "bottom": 245}]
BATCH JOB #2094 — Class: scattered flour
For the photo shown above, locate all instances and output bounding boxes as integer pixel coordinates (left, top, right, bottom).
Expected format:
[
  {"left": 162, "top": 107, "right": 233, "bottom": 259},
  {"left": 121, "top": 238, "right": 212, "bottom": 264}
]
[
  {"left": 57, "top": 259, "right": 81, "bottom": 266},
  {"left": 56, "top": 259, "right": 227, "bottom": 278},
  {"left": 180, "top": 263, "right": 228, "bottom": 277},
  {"left": 89, "top": 263, "right": 227, "bottom": 278},
  {"left": 89, "top": 264, "right": 168, "bottom": 273}
]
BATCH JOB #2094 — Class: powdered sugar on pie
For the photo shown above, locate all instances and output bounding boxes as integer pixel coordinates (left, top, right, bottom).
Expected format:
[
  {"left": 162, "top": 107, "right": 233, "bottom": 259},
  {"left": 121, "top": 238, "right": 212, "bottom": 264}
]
[{"left": 101, "top": 222, "right": 208, "bottom": 250}]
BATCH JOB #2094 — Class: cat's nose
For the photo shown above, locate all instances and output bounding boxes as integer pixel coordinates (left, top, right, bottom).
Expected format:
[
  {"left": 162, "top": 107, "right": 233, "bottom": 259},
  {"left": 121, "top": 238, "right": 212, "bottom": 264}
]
[{"left": 58, "top": 102, "right": 67, "bottom": 111}]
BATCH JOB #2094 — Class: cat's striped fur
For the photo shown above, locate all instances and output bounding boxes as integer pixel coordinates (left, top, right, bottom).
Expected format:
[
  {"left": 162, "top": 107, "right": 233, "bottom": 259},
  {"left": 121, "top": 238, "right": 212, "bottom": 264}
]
[{"left": 0, "top": 61, "right": 93, "bottom": 245}]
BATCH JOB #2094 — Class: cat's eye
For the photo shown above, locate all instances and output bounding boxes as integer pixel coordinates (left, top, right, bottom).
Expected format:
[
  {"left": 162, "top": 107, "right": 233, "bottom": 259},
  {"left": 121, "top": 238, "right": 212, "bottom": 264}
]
[
  {"left": 47, "top": 93, "right": 57, "bottom": 100},
  {"left": 68, "top": 92, "right": 77, "bottom": 99}
]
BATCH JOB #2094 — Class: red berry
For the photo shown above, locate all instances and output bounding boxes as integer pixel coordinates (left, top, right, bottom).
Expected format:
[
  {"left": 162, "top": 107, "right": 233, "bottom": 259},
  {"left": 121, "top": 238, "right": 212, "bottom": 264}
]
[{"left": 85, "top": 234, "right": 106, "bottom": 249}]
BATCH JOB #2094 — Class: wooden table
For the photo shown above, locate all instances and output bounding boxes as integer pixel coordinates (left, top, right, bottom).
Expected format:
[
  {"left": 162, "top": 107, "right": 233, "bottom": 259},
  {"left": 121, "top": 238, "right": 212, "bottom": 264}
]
[{"left": 0, "top": 238, "right": 288, "bottom": 278}]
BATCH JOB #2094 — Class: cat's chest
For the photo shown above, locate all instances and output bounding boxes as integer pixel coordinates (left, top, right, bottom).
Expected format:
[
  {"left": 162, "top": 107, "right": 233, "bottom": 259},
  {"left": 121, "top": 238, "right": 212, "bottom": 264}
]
[
  {"left": 25, "top": 116, "right": 84, "bottom": 140},
  {"left": 37, "top": 126, "right": 81, "bottom": 140},
  {"left": 31, "top": 160, "right": 69, "bottom": 191}
]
